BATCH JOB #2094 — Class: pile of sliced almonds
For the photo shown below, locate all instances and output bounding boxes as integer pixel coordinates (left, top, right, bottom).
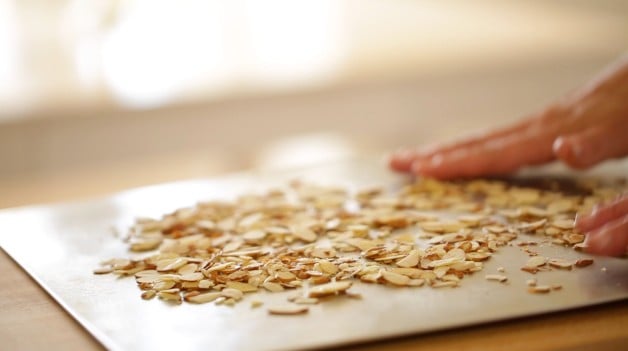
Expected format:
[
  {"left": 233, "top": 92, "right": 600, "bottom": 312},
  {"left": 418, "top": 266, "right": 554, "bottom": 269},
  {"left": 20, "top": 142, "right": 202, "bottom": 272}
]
[{"left": 95, "top": 178, "right": 626, "bottom": 313}]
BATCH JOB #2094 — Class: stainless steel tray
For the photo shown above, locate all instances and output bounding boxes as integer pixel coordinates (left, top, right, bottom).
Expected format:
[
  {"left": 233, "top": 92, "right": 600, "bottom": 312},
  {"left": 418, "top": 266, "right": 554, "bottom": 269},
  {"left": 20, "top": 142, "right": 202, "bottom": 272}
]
[{"left": 1, "top": 158, "right": 627, "bottom": 350}]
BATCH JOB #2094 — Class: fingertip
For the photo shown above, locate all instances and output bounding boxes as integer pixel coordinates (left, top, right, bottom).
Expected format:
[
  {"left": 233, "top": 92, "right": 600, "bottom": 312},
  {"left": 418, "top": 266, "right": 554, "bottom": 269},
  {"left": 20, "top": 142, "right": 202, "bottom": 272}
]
[
  {"left": 553, "top": 136, "right": 588, "bottom": 170},
  {"left": 575, "top": 211, "right": 595, "bottom": 232},
  {"left": 388, "top": 148, "right": 416, "bottom": 172},
  {"left": 584, "top": 229, "right": 623, "bottom": 256},
  {"left": 411, "top": 154, "right": 454, "bottom": 179}
]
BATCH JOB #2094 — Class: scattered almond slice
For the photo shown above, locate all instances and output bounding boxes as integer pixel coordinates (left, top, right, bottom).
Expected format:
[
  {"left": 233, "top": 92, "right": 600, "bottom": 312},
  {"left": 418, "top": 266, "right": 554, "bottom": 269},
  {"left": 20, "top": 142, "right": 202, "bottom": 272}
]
[
  {"left": 548, "top": 258, "right": 574, "bottom": 270},
  {"left": 381, "top": 270, "right": 411, "bottom": 286},
  {"left": 93, "top": 267, "right": 113, "bottom": 275},
  {"left": 95, "top": 178, "right": 626, "bottom": 312},
  {"left": 575, "top": 258, "right": 594, "bottom": 268},
  {"left": 268, "top": 305, "right": 309, "bottom": 315},
  {"left": 141, "top": 290, "right": 156, "bottom": 300},
  {"left": 485, "top": 274, "right": 508, "bottom": 283},
  {"left": 528, "top": 285, "right": 551, "bottom": 294},
  {"left": 226, "top": 281, "right": 258, "bottom": 293},
  {"left": 186, "top": 292, "right": 222, "bottom": 304},
  {"left": 525, "top": 256, "right": 547, "bottom": 268},
  {"left": 263, "top": 281, "right": 285, "bottom": 293},
  {"left": 308, "top": 281, "right": 352, "bottom": 297},
  {"left": 395, "top": 250, "right": 420, "bottom": 268},
  {"left": 293, "top": 297, "right": 319, "bottom": 305}
]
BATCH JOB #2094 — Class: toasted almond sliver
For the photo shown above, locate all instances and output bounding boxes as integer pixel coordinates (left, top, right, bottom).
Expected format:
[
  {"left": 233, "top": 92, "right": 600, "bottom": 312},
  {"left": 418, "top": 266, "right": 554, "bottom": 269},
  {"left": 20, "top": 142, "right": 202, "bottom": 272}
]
[
  {"left": 180, "top": 272, "right": 204, "bottom": 281},
  {"left": 268, "top": 305, "right": 309, "bottom": 315},
  {"left": 428, "top": 257, "right": 463, "bottom": 268},
  {"left": 318, "top": 261, "right": 339, "bottom": 275},
  {"left": 552, "top": 219, "right": 575, "bottom": 230},
  {"left": 226, "top": 281, "right": 258, "bottom": 292},
  {"left": 186, "top": 292, "right": 222, "bottom": 304},
  {"left": 153, "top": 280, "right": 176, "bottom": 291},
  {"left": 156, "top": 258, "right": 188, "bottom": 272},
  {"left": 293, "top": 297, "right": 319, "bottom": 305},
  {"left": 221, "top": 288, "right": 244, "bottom": 301},
  {"left": 525, "top": 256, "right": 547, "bottom": 268},
  {"left": 141, "top": 290, "right": 156, "bottom": 300},
  {"left": 575, "top": 258, "right": 594, "bottom": 268},
  {"left": 263, "top": 281, "right": 285, "bottom": 293},
  {"left": 93, "top": 267, "right": 113, "bottom": 275},
  {"left": 518, "top": 219, "right": 547, "bottom": 232},
  {"left": 243, "top": 230, "right": 267, "bottom": 241},
  {"left": 251, "top": 300, "right": 264, "bottom": 308},
  {"left": 130, "top": 238, "right": 162, "bottom": 252},
  {"left": 198, "top": 280, "right": 214, "bottom": 289},
  {"left": 431, "top": 281, "right": 459, "bottom": 288},
  {"left": 485, "top": 274, "right": 508, "bottom": 283},
  {"left": 466, "top": 252, "right": 491, "bottom": 262},
  {"left": 396, "top": 250, "right": 420, "bottom": 268},
  {"left": 407, "top": 279, "right": 425, "bottom": 287},
  {"left": 276, "top": 271, "right": 297, "bottom": 281},
  {"left": 157, "top": 291, "right": 182, "bottom": 302},
  {"left": 177, "top": 263, "right": 199, "bottom": 275},
  {"left": 548, "top": 258, "right": 574, "bottom": 270},
  {"left": 528, "top": 285, "right": 551, "bottom": 294},
  {"left": 307, "top": 281, "right": 352, "bottom": 297},
  {"left": 293, "top": 229, "right": 317, "bottom": 242},
  {"left": 526, "top": 278, "right": 537, "bottom": 287},
  {"left": 382, "top": 270, "right": 410, "bottom": 286}
]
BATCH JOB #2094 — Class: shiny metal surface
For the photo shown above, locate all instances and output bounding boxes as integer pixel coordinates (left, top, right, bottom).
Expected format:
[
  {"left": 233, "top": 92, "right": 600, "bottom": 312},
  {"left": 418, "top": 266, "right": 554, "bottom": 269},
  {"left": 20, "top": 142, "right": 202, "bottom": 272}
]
[{"left": 1, "top": 159, "right": 627, "bottom": 351}]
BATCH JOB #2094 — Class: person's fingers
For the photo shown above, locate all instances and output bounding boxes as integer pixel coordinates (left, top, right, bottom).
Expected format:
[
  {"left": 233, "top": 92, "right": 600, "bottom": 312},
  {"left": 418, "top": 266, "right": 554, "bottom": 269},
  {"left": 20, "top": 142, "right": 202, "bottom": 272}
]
[
  {"left": 576, "top": 194, "right": 628, "bottom": 233},
  {"left": 389, "top": 115, "right": 545, "bottom": 173},
  {"left": 584, "top": 213, "right": 628, "bottom": 257},
  {"left": 389, "top": 147, "right": 422, "bottom": 172},
  {"left": 411, "top": 126, "right": 557, "bottom": 179},
  {"left": 553, "top": 120, "right": 628, "bottom": 169}
]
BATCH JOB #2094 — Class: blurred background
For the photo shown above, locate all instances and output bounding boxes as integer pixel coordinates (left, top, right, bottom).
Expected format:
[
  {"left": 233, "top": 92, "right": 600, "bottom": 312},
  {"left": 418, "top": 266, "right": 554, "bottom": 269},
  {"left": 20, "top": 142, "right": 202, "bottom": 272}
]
[{"left": 0, "top": 0, "right": 627, "bottom": 208}]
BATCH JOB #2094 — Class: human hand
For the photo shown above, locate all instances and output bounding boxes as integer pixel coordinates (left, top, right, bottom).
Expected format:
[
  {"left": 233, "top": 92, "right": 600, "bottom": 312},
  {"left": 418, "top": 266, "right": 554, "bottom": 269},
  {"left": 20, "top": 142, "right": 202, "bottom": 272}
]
[
  {"left": 576, "top": 194, "right": 628, "bottom": 257},
  {"left": 390, "top": 57, "right": 628, "bottom": 177},
  {"left": 389, "top": 56, "right": 628, "bottom": 256}
]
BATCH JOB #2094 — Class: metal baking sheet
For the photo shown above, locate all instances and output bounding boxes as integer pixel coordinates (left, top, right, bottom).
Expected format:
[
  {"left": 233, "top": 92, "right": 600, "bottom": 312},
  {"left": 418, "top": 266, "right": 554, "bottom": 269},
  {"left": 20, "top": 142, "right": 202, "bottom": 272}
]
[{"left": 1, "top": 158, "right": 627, "bottom": 351}]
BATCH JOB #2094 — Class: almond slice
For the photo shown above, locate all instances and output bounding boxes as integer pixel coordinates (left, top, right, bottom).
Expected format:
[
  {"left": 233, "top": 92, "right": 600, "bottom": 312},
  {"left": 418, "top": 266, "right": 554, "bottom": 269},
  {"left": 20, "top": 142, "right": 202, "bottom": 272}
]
[
  {"left": 307, "top": 281, "right": 352, "bottom": 297},
  {"left": 268, "top": 305, "right": 309, "bottom": 315},
  {"left": 485, "top": 274, "right": 508, "bottom": 283}
]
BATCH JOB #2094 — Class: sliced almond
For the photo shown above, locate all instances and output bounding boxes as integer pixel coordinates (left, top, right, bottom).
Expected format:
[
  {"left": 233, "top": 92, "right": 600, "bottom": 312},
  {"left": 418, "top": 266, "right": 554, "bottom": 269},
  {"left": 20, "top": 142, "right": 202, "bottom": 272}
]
[
  {"left": 525, "top": 256, "right": 547, "bottom": 268},
  {"left": 548, "top": 258, "right": 574, "bottom": 270},
  {"left": 307, "top": 281, "right": 352, "bottom": 297},
  {"left": 262, "top": 281, "right": 284, "bottom": 293},
  {"left": 268, "top": 305, "right": 309, "bottom": 315},
  {"left": 381, "top": 270, "right": 411, "bottom": 286},
  {"left": 293, "top": 297, "right": 319, "bottom": 305},
  {"left": 575, "top": 258, "right": 594, "bottom": 268},
  {"left": 186, "top": 292, "right": 222, "bottom": 304},
  {"left": 396, "top": 250, "right": 420, "bottom": 268},
  {"left": 93, "top": 267, "right": 113, "bottom": 275},
  {"left": 528, "top": 285, "right": 551, "bottom": 294},
  {"left": 485, "top": 274, "right": 508, "bottom": 283},
  {"left": 318, "top": 261, "right": 339, "bottom": 275},
  {"left": 226, "top": 281, "right": 258, "bottom": 293}
]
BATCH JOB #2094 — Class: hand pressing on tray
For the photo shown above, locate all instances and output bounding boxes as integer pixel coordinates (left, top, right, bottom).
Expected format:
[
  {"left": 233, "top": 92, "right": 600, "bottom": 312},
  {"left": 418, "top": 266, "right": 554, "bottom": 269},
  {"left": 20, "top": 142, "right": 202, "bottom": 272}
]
[{"left": 389, "top": 55, "right": 628, "bottom": 257}]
